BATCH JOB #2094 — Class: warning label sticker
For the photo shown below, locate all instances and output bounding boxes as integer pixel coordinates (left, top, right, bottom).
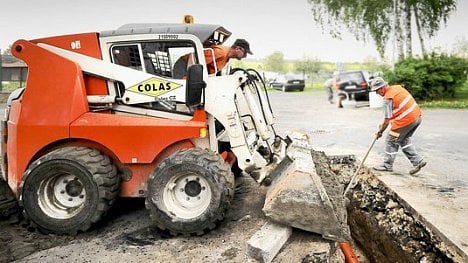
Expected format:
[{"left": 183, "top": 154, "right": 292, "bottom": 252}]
[{"left": 127, "top": 78, "right": 183, "bottom": 97}]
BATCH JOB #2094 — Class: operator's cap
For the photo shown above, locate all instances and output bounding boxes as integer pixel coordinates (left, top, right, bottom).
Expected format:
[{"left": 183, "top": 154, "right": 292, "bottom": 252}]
[
  {"left": 370, "top": 77, "right": 388, "bottom": 91},
  {"left": 233, "top": 39, "right": 253, "bottom": 55}
]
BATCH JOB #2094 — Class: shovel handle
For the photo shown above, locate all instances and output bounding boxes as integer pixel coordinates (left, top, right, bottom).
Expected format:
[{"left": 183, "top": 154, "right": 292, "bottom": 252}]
[{"left": 343, "top": 136, "right": 378, "bottom": 196}]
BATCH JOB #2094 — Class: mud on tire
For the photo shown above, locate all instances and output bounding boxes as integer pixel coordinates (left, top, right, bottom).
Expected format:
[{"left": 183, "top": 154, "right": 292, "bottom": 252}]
[
  {"left": 20, "top": 146, "right": 119, "bottom": 235},
  {"left": 145, "top": 147, "right": 235, "bottom": 236}
]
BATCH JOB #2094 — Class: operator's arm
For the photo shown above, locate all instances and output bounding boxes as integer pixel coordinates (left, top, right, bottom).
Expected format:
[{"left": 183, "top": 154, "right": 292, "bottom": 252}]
[{"left": 376, "top": 99, "right": 393, "bottom": 139}]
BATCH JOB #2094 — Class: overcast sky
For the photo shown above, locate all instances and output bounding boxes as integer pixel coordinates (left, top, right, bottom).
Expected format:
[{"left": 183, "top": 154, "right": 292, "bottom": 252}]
[{"left": 1, "top": 0, "right": 466, "bottom": 62}]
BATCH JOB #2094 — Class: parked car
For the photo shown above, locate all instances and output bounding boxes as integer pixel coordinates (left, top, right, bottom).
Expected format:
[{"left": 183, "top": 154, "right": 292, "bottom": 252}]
[
  {"left": 334, "top": 70, "right": 370, "bottom": 107},
  {"left": 270, "top": 75, "right": 305, "bottom": 92}
]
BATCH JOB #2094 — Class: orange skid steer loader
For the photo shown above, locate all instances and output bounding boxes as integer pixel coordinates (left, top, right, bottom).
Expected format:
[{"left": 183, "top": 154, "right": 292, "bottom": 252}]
[{"left": 0, "top": 22, "right": 344, "bottom": 237}]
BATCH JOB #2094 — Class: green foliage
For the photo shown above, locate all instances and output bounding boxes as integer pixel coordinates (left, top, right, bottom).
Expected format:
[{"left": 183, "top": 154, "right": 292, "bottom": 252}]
[
  {"left": 419, "top": 80, "right": 468, "bottom": 108},
  {"left": 383, "top": 53, "right": 468, "bottom": 100},
  {"left": 294, "top": 57, "right": 321, "bottom": 75},
  {"left": 420, "top": 99, "right": 468, "bottom": 108},
  {"left": 231, "top": 60, "right": 264, "bottom": 71},
  {"left": 1, "top": 82, "right": 22, "bottom": 92},
  {"left": 264, "top": 51, "right": 286, "bottom": 73},
  {"left": 307, "top": 0, "right": 457, "bottom": 58},
  {"left": 294, "top": 57, "right": 322, "bottom": 81}
]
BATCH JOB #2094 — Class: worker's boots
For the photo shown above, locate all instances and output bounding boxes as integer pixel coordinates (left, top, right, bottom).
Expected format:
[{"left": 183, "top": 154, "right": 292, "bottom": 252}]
[
  {"left": 409, "top": 161, "right": 427, "bottom": 175},
  {"left": 373, "top": 164, "right": 393, "bottom": 172}
]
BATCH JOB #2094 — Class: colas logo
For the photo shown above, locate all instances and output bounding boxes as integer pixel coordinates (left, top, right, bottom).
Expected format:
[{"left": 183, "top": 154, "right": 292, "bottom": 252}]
[{"left": 127, "top": 77, "right": 182, "bottom": 97}]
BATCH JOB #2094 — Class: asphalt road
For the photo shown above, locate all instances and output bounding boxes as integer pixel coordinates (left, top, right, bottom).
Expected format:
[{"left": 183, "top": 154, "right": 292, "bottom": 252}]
[
  {"left": 268, "top": 89, "right": 468, "bottom": 260},
  {"left": 269, "top": 90, "right": 467, "bottom": 186}
]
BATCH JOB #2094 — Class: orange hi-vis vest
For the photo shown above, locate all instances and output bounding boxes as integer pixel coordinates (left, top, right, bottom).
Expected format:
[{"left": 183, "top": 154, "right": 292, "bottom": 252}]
[
  {"left": 179, "top": 46, "right": 230, "bottom": 76},
  {"left": 385, "top": 85, "right": 422, "bottom": 130},
  {"left": 204, "top": 46, "right": 230, "bottom": 74}
]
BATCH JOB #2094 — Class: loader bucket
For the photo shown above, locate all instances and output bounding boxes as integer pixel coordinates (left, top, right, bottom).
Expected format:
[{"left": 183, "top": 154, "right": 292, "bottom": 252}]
[{"left": 262, "top": 132, "right": 351, "bottom": 242}]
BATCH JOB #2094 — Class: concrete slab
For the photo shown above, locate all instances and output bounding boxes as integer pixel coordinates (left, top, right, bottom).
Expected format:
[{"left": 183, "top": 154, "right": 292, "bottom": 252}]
[
  {"left": 263, "top": 169, "right": 343, "bottom": 240},
  {"left": 246, "top": 221, "right": 292, "bottom": 263}
]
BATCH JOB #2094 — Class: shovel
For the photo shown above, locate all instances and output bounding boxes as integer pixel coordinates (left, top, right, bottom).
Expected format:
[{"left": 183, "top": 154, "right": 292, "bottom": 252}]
[{"left": 343, "top": 135, "right": 378, "bottom": 196}]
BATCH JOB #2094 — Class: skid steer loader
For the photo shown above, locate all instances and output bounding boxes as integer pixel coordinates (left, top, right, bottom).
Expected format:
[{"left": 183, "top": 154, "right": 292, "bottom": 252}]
[{"left": 0, "top": 22, "right": 345, "bottom": 237}]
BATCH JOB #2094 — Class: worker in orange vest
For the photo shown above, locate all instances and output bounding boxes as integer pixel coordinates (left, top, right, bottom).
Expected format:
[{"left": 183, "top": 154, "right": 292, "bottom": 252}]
[
  {"left": 370, "top": 77, "right": 426, "bottom": 175},
  {"left": 173, "top": 39, "right": 252, "bottom": 78},
  {"left": 204, "top": 38, "right": 253, "bottom": 75}
]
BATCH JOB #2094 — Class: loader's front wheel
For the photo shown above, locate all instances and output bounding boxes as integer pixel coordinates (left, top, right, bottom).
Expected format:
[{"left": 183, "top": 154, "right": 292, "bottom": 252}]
[
  {"left": 146, "top": 148, "right": 234, "bottom": 236},
  {"left": 21, "top": 147, "right": 119, "bottom": 235}
]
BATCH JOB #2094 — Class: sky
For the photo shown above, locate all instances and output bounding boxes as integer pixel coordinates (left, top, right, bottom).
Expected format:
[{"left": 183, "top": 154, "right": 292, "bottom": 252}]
[{"left": 1, "top": 0, "right": 467, "bottom": 63}]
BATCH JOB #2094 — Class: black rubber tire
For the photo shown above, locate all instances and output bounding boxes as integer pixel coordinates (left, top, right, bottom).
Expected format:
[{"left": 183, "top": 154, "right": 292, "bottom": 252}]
[
  {"left": 231, "top": 159, "right": 244, "bottom": 178},
  {"left": 145, "top": 147, "right": 235, "bottom": 236},
  {"left": 20, "top": 146, "right": 119, "bottom": 235}
]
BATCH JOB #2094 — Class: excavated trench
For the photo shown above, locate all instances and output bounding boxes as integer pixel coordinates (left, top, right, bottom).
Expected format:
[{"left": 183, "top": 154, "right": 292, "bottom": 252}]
[{"left": 314, "top": 150, "right": 457, "bottom": 263}]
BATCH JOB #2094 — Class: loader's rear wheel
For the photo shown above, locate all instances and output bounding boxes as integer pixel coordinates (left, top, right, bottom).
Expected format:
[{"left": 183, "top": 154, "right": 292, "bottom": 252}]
[
  {"left": 21, "top": 147, "right": 119, "bottom": 235},
  {"left": 146, "top": 147, "right": 234, "bottom": 236}
]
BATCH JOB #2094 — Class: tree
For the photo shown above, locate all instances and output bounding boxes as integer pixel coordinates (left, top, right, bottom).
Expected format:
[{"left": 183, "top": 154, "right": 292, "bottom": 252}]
[
  {"left": 1, "top": 46, "right": 19, "bottom": 63},
  {"left": 307, "top": 0, "right": 457, "bottom": 59},
  {"left": 294, "top": 56, "right": 322, "bottom": 81},
  {"left": 452, "top": 36, "right": 468, "bottom": 59},
  {"left": 1, "top": 46, "right": 12, "bottom": 55},
  {"left": 264, "top": 51, "right": 286, "bottom": 73}
]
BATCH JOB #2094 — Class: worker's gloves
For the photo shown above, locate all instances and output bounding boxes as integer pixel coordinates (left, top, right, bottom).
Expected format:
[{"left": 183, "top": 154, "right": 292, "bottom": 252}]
[
  {"left": 376, "top": 131, "right": 383, "bottom": 139},
  {"left": 375, "top": 124, "right": 384, "bottom": 139}
]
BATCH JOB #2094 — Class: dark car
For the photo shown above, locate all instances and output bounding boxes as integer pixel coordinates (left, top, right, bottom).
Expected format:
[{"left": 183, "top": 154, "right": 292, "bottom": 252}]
[
  {"left": 270, "top": 75, "right": 305, "bottom": 92},
  {"left": 335, "top": 70, "right": 370, "bottom": 101}
]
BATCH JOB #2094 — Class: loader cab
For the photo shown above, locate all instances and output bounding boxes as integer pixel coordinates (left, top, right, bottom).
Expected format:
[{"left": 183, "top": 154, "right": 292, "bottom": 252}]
[
  {"left": 109, "top": 41, "right": 205, "bottom": 109},
  {"left": 102, "top": 23, "right": 232, "bottom": 80},
  {"left": 99, "top": 24, "right": 231, "bottom": 113},
  {"left": 99, "top": 35, "right": 203, "bottom": 112}
]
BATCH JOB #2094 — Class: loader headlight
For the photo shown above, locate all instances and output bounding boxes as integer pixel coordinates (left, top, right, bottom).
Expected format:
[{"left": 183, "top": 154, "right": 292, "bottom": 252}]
[{"left": 199, "top": 128, "right": 208, "bottom": 138}]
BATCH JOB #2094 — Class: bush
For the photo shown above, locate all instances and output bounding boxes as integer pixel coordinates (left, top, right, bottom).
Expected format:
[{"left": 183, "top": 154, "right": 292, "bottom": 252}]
[{"left": 383, "top": 53, "right": 468, "bottom": 100}]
